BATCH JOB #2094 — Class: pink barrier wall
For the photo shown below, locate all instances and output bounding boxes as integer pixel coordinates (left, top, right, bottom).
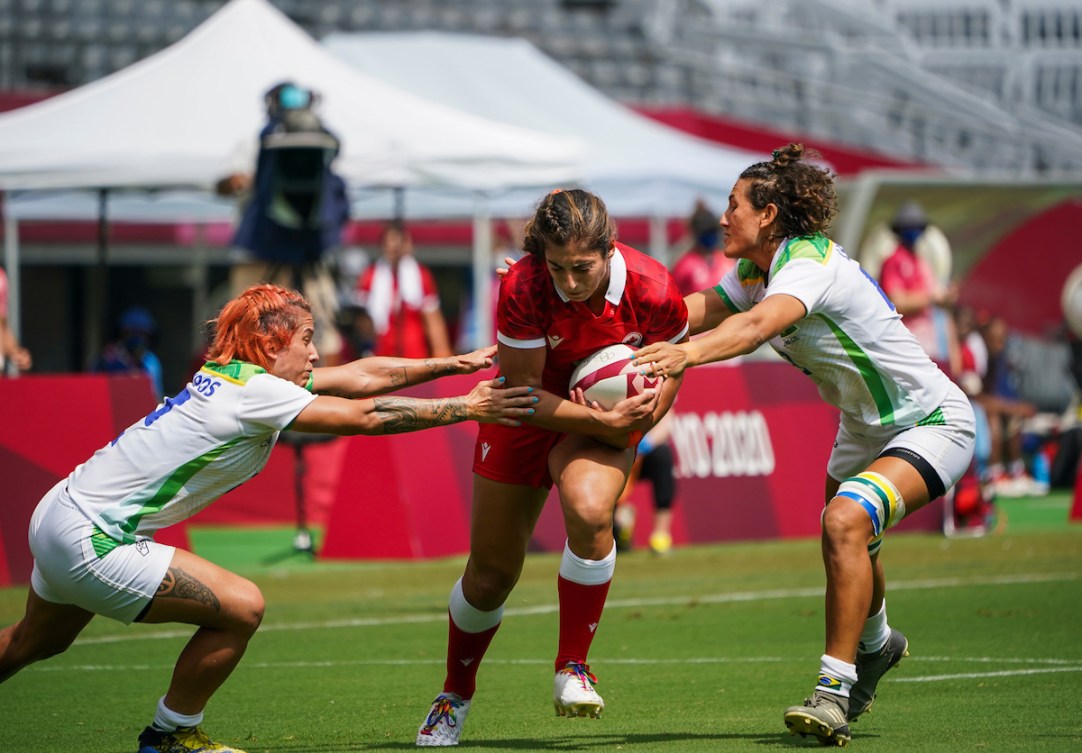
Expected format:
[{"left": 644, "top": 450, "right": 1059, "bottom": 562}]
[
  {"left": 318, "top": 362, "right": 943, "bottom": 560},
  {"left": 1, "top": 365, "right": 944, "bottom": 583},
  {"left": 0, "top": 374, "right": 190, "bottom": 587}
]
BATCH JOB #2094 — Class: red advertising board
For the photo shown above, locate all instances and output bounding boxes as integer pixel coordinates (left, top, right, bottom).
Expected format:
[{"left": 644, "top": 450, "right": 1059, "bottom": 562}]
[
  {"left": 0, "top": 364, "right": 944, "bottom": 583},
  {"left": 0, "top": 374, "right": 190, "bottom": 586}
]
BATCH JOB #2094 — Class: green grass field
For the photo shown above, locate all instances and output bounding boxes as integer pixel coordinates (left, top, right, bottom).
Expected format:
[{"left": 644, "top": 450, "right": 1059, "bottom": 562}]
[{"left": 2, "top": 493, "right": 1080, "bottom": 752}]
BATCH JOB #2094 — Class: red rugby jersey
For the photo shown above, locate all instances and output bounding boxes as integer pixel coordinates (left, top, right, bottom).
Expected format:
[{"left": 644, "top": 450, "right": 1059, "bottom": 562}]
[{"left": 496, "top": 242, "right": 689, "bottom": 394}]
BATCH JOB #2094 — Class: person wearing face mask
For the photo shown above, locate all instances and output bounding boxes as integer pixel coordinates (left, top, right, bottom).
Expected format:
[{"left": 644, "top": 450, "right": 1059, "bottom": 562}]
[
  {"left": 671, "top": 201, "right": 735, "bottom": 297},
  {"left": 415, "top": 188, "right": 687, "bottom": 747},
  {"left": 877, "top": 201, "right": 960, "bottom": 376},
  {"left": 93, "top": 306, "right": 166, "bottom": 400}
]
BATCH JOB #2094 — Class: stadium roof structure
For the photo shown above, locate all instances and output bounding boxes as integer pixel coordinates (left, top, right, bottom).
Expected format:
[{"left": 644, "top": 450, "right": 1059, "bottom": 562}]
[{"left": 320, "top": 30, "right": 768, "bottom": 221}]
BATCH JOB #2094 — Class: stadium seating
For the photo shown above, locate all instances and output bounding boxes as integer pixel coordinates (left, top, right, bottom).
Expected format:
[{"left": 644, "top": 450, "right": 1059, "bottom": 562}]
[{"left": 0, "top": 0, "right": 1080, "bottom": 173}]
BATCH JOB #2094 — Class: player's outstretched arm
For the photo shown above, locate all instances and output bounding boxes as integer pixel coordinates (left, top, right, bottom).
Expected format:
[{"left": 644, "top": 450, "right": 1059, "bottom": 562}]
[
  {"left": 635, "top": 295, "right": 805, "bottom": 377},
  {"left": 288, "top": 377, "right": 536, "bottom": 436},
  {"left": 310, "top": 345, "right": 498, "bottom": 398}
]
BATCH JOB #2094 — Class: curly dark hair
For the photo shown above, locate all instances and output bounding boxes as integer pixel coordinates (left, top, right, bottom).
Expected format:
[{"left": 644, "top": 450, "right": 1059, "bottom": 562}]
[
  {"left": 739, "top": 143, "right": 838, "bottom": 239},
  {"left": 522, "top": 188, "right": 616, "bottom": 257}
]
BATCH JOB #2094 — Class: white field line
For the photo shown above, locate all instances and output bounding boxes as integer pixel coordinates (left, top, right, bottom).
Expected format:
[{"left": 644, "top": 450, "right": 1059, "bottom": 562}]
[
  {"left": 73, "top": 570, "right": 1079, "bottom": 647},
  {"left": 32, "top": 657, "right": 1082, "bottom": 686}
]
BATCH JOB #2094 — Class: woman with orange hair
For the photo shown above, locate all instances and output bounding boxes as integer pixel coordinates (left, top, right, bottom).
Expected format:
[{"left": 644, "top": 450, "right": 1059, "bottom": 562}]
[{"left": 0, "top": 284, "right": 536, "bottom": 753}]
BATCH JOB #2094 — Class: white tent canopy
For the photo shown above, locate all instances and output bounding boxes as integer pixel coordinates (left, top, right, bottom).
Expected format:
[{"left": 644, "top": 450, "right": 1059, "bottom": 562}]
[
  {"left": 0, "top": 0, "right": 587, "bottom": 357},
  {"left": 322, "top": 31, "right": 767, "bottom": 220},
  {"left": 0, "top": 0, "right": 582, "bottom": 194}
]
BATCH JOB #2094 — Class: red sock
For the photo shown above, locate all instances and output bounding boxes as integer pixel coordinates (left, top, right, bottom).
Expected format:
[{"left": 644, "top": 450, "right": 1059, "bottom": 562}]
[
  {"left": 555, "top": 575, "right": 612, "bottom": 671},
  {"left": 443, "top": 611, "right": 500, "bottom": 699}
]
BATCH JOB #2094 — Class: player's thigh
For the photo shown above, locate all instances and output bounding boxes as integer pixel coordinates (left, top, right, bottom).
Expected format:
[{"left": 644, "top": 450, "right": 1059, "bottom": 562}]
[
  {"left": 549, "top": 434, "right": 634, "bottom": 524},
  {"left": 467, "top": 474, "right": 547, "bottom": 575},
  {"left": 874, "top": 390, "right": 976, "bottom": 512},
  {"left": 12, "top": 588, "right": 95, "bottom": 657},
  {"left": 139, "top": 548, "right": 264, "bottom": 631}
]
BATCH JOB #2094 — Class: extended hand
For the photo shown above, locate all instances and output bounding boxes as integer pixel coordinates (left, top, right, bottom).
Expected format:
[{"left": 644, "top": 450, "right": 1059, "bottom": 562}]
[
  {"left": 632, "top": 342, "right": 688, "bottom": 380},
  {"left": 495, "top": 255, "right": 520, "bottom": 279},
  {"left": 454, "top": 345, "right": 497, "bottom": 373},
  {"left": 466, "top": 378, "right": 537, "bottom": 426}
]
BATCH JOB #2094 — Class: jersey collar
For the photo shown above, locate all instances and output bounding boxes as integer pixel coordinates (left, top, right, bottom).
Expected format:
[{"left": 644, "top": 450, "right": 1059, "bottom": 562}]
[{"left": 553, "top": 246, "right": 627, "bottom": 305}]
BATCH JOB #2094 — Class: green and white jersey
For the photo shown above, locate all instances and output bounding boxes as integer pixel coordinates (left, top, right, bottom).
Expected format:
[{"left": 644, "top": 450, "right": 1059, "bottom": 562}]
[
  {"left": 64, "top": 361, "right": 317, "bottom": 544},
  {"left": 715, "top": 235, "right": 951, "bottom": 429}
]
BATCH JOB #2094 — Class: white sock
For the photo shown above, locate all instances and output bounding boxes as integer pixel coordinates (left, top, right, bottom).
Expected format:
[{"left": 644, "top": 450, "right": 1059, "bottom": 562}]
[
  {"left": 152, "top": 696, "right": 203, "bottom": 733},
  {"left": 558, "top": 540, "right": 616, "bottom": 585},
  {"left": 448, "top": 577, "right": 503, "bottom": 633},
  {"left": 817, "top": 654, "right": 858, "bottom": 698},
  {"left": 859, "top": 601, "right": 891, "bottom": 655}
]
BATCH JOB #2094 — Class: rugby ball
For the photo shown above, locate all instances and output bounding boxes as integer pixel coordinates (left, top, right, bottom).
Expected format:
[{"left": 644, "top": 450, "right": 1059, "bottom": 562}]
[{"left": 568, "top": 343, "right": 660, "bottom": 410}]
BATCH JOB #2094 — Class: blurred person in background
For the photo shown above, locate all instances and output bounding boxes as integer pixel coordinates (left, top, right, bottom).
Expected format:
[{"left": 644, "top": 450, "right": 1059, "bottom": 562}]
[
  {"left": 219, "top": 81, "right": 350, "bottom": 366},
  {"left": 93, "top": 306, "right": 164, "bottom": 401},
  {"left": 0, "top": 264, "right": 31, "bottom": 376},
  {"left": 632, "top": 144, "right": 975, "bottom": 747},
  {"left": 978, "top": 314, "right": 1048, "bottom": 497},
  {"left": 877, "top": 201, "right": 960, "bottom": 377},
  {"left": 612, "top": 410, "right": 679, "bottom": 556},
  {"left": 355, "top": 220, "right": 453, "bottom": 359},
  {"left": 0, "top": 283, "right": 536, "bottom": 753},
  {"left": 415, "top": 188, "right": 686, "bottom": 747},
  {"left": 945, "top": 305, "right": 997, "bottom": 532},
  {"left": 671, "top": 201, "right": 734, "bottom": 296}
]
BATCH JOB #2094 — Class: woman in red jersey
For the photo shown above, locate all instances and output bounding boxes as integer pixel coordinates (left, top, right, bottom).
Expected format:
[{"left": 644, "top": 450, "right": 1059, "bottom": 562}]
[{"left": 416, "top": 189, "right": 689, "bottom": 747}]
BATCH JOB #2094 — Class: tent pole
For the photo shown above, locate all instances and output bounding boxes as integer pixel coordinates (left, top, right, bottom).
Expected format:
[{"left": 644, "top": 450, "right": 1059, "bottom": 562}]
[
  {"left": 393, "top": 186, "right": 405, "bottom": 220},
  {"left": 471, "top": 196, "right": 493, "bottom": 352},
  {"left": 85, "top": 188, "right": 110, "bottom": 368},
  {"left": 3, "top": 198, "right": 22, "bottom": 376},
  {"left": 649, "top": 213, "right": 669, "bottom": 267},
  {"left": 835, "top": 172, "right": 881, "bottom": 263},
  {"left": 191, "top": 223, "right": 210, "bottom": 359}
]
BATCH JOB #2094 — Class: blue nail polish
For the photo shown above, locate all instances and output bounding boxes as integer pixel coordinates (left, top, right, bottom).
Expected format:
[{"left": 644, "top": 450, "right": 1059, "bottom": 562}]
[
  {"left": 528, "top": 408, "right": 535, "bottom": 414},
  {"left": 498, "top": 376, "right": 506, "bottom": 382},
  {"left": 533, "top": 396, "right": 539, "bottom": 403}
]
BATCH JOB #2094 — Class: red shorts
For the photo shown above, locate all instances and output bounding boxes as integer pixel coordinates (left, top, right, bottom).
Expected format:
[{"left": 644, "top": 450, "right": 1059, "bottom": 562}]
[{"left": 473, "top": 422, "right": 566, "bottom": 489}]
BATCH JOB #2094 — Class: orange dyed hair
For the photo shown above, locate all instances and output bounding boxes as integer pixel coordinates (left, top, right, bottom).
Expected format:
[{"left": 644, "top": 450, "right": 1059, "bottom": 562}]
[{"left": 205, "top": 284, "right": 312, "bottom": 369}]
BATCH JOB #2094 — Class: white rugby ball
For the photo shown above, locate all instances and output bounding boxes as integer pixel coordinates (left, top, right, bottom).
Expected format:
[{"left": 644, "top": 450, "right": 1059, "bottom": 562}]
[{"left": 568, "top": 343, "right": 659, "bottom": 410}]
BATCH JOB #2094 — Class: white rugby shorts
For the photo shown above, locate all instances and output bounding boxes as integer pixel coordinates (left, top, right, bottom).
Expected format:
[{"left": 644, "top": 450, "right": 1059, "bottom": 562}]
[
  {"left": 29, "top": 482, "right": 175, "bottom": 624},
  {"left": 827, "top": 382, "right": 976, "bottom": 498}
]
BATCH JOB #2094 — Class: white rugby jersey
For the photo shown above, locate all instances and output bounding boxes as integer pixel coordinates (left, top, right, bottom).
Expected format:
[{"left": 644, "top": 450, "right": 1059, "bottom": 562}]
[
  {"left": 716, "top": 235, "right": 952, "bottom": 428},
  {"left": 63, "top": 361, "right": 316, "bottom": 545}
]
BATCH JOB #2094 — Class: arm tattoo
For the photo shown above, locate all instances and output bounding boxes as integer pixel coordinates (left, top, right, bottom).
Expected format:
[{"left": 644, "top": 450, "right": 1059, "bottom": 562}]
[
  {"left": 373, "top": 396, "right": 467, "bottom": 433},
  {"left": 423, "top": 358, "right": 458, "bottom": 378},
  {"left": 156, "top": 566, "right": 222, "bottom": 612},
  {"left": 385, "top": 359, "right": 455, "bottom": 390}
]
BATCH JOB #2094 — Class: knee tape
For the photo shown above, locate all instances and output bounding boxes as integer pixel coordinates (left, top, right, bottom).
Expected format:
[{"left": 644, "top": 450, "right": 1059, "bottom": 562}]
[{"left": 835, "top": 472, "right": 906, "bottom": 549}]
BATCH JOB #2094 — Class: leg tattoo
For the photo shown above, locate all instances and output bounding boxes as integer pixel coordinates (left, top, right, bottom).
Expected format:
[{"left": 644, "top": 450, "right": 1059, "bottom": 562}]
[{"left": 156, "top": 567, "right": 221, "bottom": 612}]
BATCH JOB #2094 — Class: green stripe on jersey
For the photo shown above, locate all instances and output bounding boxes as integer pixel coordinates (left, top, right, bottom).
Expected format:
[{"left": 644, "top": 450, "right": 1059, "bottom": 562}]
[
  {"left": 773, "top": 235, "right": 832, "bottom": 276},
  {"left": 714, "top": 284, "right": 741, "bottom": 314},
  {"left": 203, "top": 360, "right": 267, "bottom": 385},
  {"left": 735, "top": 258, "right": 766, "bottom": 285},
  {"left": 820, "top": 315, "right": 897, "bottom": 425},
  {"left": 118, "top": 438, "right": 244, "bottom": 541}
]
